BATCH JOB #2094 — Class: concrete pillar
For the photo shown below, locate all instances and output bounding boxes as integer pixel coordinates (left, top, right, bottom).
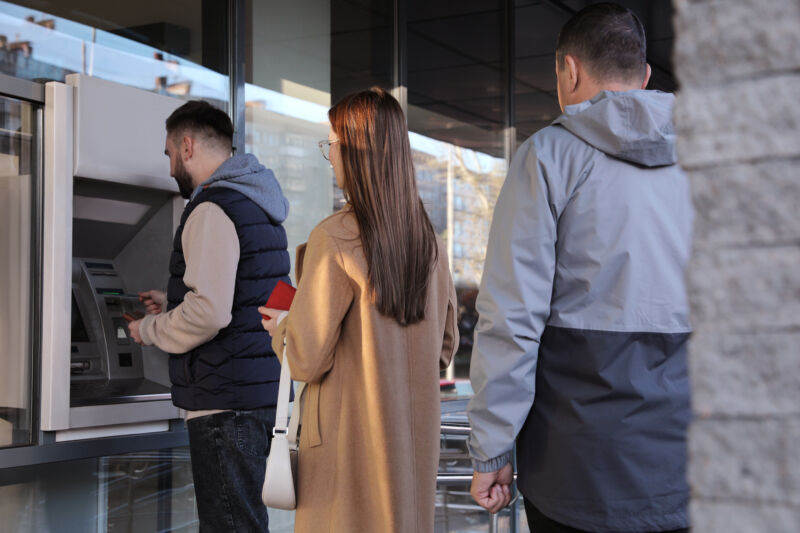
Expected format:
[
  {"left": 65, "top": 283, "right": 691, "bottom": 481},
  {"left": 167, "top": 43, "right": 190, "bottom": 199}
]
[{"left": 672, "top": 0, "right": 800, "bottom": 529}]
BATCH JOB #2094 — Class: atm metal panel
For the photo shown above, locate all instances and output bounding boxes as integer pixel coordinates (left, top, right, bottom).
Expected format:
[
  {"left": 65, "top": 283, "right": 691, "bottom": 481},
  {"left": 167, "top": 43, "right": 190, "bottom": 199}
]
[
  {"left": 68, "top": 73, "right": 182, "bottom": 192},
  {"left": 41, "top": 77, "right": 184, "bottom": 435}
]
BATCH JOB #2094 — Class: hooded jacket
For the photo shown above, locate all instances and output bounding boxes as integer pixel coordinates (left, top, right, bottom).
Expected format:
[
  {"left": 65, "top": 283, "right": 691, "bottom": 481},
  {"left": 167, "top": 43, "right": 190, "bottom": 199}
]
[
  {"left": 467, "top": 91, "right": 692, "bottom": 532},
  {"left": 166, "top": 153, "right": 291, "bottom": 410}
]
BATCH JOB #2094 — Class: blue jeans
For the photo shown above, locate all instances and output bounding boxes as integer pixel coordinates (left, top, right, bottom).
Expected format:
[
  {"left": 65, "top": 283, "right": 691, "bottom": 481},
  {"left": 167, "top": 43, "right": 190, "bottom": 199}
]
[{"left": 187, "top": 408, "right": 275, "bottom": 533}]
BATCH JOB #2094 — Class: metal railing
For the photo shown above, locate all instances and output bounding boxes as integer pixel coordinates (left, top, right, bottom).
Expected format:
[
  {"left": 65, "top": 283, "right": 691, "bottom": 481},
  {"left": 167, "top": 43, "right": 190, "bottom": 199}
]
[{"left": 437, "top": 424, "right": 521, "bottom": 533}]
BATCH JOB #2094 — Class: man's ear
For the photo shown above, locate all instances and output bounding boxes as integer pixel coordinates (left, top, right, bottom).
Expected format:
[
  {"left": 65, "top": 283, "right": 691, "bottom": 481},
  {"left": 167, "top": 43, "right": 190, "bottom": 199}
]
[
  {"left": 641, "top": 63, "right": 652, "bottom": 90},
  {"left": 564, "top": 55, "right": 579, "bottom": 93},
  {"left": 182, "top": 135, "right": 194, "bottom": 160}
]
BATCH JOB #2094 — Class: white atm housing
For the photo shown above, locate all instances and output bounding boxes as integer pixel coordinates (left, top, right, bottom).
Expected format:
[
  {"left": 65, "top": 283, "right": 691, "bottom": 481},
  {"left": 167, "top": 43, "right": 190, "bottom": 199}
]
[{"left": 41, "top": 74, "right": 186, "bottom": 435}]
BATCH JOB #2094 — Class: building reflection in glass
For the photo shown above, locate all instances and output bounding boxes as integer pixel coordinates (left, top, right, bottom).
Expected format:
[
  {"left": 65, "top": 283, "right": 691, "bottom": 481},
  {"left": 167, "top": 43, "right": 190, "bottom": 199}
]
[
  {"left": 413, "top": 133, "right": 506, "bottom": 378},
  {"left": 244, "top": 85, "right": 333, "bottom": 277},
  {"left": 0, "top": 1, "right": 228, "bottom": 107}
]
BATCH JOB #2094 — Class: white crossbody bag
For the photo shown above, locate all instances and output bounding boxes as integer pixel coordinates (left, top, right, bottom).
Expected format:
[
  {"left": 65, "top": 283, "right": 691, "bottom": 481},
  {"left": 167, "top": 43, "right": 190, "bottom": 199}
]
[{"left": 262, "top": 343, "right": 305, "bottom": 510}]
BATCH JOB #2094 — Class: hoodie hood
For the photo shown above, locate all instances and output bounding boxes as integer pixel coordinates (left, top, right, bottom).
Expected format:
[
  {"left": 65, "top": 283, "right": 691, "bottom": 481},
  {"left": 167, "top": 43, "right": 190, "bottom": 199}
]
[
  {"left": 193, "top": 153, "right": 289, "bottom": 223},
  {"left": 553, "top": 90, "right": 677, "bottom": 167}
]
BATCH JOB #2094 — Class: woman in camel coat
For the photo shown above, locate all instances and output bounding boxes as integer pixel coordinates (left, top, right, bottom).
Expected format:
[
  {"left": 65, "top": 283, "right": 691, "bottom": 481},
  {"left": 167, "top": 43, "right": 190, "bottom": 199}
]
[{"left": 261, "top": 87, "right": 458, "bottom": 533}]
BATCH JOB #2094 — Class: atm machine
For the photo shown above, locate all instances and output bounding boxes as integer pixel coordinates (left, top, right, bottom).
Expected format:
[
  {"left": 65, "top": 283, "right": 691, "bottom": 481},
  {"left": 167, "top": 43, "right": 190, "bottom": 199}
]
[{"left": 41, "top": 74, "right": 186, "bottom": 439}]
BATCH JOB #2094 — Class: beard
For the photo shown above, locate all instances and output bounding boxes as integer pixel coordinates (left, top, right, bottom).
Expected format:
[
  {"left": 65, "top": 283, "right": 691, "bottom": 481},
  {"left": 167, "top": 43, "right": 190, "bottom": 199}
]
[{"left": 173, "top": 157, "right": 195, "bottom": 199}]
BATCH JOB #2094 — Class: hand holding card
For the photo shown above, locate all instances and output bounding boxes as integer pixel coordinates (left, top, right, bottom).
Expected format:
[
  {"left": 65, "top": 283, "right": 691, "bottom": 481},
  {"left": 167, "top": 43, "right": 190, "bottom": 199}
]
[{"left": 261, "top": 280, "right": 296, "bottom": 320}]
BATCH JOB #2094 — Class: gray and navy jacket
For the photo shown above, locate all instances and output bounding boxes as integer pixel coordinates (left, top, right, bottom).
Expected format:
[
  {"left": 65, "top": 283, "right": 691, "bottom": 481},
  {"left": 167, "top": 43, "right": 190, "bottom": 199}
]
[
  {"left": 167, "top": 154, "right": 291, "bottom": 410},
  {"left": 467, "top": 90, "right": 692, "bottom": 532}
]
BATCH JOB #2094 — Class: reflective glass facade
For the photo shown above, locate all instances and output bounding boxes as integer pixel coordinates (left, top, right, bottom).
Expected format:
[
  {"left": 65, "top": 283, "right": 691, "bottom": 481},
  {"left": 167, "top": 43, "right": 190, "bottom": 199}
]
[
  {"left": 0, "top": 93, "right": 35, "bottom": 449},
  {"left": 244, "top": 0, "right": 394, "bottom": 267},
  {"left": 0, "top": 449, "right": 198, "bottom": 531},
  {"left": 0, "top": 0, "right": 229, "bottom": 105}
]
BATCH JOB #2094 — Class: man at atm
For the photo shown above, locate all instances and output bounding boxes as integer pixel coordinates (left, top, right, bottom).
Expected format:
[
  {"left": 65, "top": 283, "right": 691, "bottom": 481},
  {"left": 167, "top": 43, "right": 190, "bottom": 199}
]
[{"left": 127, "top": 100, "right": 291, "bottom": 532}]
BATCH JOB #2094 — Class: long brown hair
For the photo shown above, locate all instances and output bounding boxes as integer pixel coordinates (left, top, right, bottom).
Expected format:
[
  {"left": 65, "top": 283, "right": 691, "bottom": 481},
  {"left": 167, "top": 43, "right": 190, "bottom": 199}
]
[{"left": 329, "top": 87, "right": 438, "bottom": 326}]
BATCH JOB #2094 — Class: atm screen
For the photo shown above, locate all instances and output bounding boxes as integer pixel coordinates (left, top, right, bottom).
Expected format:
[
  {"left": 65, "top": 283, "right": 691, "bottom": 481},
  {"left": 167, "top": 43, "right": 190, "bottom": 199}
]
[{"left": 71, "top": 294, "right": 91, "bottom": 342}]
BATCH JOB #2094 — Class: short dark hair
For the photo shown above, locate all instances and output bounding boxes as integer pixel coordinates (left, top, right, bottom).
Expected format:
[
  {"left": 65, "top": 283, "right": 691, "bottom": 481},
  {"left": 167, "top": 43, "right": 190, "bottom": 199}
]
[
  {"left": 556, "top": 3, "right": 647, "bottom": 83},
  {"left": 165, "top": 100, "right": 233, "bottom": 151}
]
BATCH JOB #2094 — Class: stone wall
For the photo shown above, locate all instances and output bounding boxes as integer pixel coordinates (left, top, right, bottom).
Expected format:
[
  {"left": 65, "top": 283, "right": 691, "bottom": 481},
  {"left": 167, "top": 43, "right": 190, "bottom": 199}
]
[{"left": 672, "top": 0, "right": 800, "bottom": 530}]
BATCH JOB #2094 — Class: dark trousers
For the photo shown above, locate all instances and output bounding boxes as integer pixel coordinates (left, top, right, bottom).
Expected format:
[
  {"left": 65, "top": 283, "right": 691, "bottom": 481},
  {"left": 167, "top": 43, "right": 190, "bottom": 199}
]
[
  {"left": 524, "top": 498, "right": 689, "bottom": 533},
  {"left": 187, "top": 408, "right": 276, "bottom": 533}
]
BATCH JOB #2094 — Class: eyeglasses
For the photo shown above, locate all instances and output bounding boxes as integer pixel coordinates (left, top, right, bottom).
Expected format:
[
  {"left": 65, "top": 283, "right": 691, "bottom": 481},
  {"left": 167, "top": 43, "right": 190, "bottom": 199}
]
[{"left": 318, "top": 139, "right": 339, "bottom": 161}]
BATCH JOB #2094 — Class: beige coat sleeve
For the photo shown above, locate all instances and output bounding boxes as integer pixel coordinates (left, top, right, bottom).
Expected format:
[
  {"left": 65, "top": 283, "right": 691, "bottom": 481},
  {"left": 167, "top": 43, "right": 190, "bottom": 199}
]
[
  {"left": 441, "top": 272, "right": 458, "bottom": 370},
  {"left": 271, "top": 226, "right": 354, "bottom": 383},
  {"left": 139, "top": 202, "right": 239, "bottom": 353}
]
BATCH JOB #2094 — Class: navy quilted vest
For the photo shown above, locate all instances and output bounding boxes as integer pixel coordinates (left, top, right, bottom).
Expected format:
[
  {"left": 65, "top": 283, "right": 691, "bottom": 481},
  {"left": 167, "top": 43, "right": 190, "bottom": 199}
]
[{"left": 166, "top": 186, "right": 291, "bottom": 410}]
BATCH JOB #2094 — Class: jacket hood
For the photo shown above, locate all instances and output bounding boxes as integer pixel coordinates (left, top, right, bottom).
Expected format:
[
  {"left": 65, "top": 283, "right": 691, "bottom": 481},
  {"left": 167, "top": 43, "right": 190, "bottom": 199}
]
[
  {"left": 194, "top": 153, "right": 289, "bottom": 223},
  {"left": 553, "top": 90, "right": 677, "bottom": 167}
]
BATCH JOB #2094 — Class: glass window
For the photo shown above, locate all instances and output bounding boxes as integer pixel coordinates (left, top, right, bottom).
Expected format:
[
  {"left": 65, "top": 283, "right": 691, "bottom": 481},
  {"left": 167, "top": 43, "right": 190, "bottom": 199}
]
[
  {"left": 513, "top": 1, "right": 564, "bottom": 147},
  {"left": 0, "top": 0, "right": 229, "bottom": 106},
  {"left": 407, "top": 2, "right": 509, "bottom": 380},
  {"left": 330, "top": 0, "right": 394, "bottom": 101},
  {"left": 0, "top": 94, "right": 35, "bottom": 449},
  {"left": 244, "top": 0, "right": 394, "bottom": 271},
  {"left": 0, "top": 447, "right": 205, "bottom": 532}
]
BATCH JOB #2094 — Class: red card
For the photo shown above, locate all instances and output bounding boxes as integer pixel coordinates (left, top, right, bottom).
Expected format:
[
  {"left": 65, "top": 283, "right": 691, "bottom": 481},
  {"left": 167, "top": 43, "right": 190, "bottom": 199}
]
[
  {"left": 122, "top": 311, "right": 145, "bottom": 322},
  {"left": 261, "top": 280, "right": 296, "bottom": 319}
]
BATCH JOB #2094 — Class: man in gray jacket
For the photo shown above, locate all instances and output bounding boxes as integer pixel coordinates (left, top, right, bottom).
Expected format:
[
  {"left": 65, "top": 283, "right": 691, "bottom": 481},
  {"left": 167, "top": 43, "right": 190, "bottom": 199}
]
[{"left": 467, "top": 4, "right": 692, "bottom": 532}]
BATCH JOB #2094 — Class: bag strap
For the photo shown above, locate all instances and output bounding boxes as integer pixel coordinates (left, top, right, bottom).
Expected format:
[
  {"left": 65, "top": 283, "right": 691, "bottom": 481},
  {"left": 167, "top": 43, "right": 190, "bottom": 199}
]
[
  {"left": 273, "top": 343, "right": 292, "bottom": 435},
  {"left": 273, "top": 342, "right": 304, "bottom": 445},
  {"left": 288, "top": 382, "right": 305, "bottom": 446}
]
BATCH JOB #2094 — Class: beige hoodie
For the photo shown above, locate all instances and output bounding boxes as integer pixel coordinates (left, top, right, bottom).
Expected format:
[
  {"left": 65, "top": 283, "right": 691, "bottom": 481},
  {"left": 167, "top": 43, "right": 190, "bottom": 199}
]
[{"left": 139, "top": 201, "right": 239, "bottom": 419}]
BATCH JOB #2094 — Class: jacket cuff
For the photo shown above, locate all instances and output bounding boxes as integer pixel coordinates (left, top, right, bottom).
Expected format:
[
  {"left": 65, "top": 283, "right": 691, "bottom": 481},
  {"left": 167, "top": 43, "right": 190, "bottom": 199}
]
[
  {"left": 471, "top": 451, "right": 513, "bottom": 473},
  {"left": 138, "top": 314, "right": 156, "bottom": 346}
]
